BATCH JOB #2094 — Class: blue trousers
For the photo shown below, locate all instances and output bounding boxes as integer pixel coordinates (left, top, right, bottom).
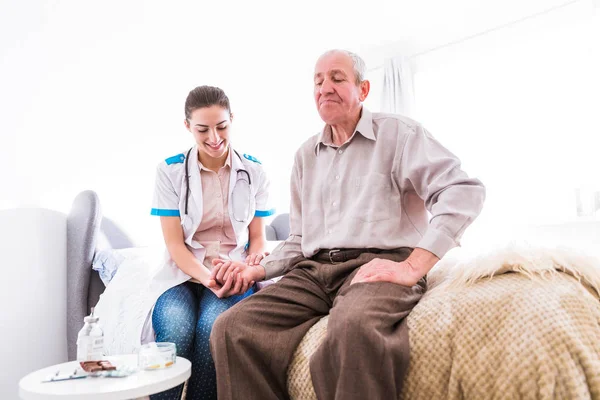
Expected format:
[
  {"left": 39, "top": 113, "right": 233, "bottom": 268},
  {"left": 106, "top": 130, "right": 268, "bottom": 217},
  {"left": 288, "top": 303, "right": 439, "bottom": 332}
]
[{"left": 150, "top": 281, "right": 254, "bottom": 400}]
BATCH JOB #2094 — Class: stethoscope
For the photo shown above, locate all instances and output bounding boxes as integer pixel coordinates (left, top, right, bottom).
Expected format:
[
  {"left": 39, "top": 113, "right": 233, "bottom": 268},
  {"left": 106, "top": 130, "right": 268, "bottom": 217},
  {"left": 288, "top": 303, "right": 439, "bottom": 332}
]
[{"left": 182, "top": 147, "right": 253, "bottom": 226}]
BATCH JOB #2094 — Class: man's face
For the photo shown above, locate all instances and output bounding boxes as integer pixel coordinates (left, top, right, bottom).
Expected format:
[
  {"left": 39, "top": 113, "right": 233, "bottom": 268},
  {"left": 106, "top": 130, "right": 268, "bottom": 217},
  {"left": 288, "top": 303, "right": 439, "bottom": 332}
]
[{"left": 313, "top": 52, "right": 368, "bottom": 125}]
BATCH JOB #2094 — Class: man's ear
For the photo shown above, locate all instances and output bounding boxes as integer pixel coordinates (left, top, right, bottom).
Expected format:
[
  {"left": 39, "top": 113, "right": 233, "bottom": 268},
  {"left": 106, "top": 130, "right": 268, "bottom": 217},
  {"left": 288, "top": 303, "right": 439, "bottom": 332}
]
[
  {"left": 359, "top": 80, "right": 370, "bottom": 102},
  {"left": 230, "top": 112, "right": 234, "bottom": 122}
]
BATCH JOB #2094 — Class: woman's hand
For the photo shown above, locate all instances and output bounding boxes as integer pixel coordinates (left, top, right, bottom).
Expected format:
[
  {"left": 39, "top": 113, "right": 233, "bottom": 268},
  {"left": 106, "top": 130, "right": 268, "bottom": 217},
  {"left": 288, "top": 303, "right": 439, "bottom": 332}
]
[
  {"left": 245, "top": 252, "right": 270, "bottom": 266},
  {"left": 201, "top": 268, "right": 253, "bottom": 299},
  {"left": 201, "top": 273, "right": 238, "bottom": 299}
]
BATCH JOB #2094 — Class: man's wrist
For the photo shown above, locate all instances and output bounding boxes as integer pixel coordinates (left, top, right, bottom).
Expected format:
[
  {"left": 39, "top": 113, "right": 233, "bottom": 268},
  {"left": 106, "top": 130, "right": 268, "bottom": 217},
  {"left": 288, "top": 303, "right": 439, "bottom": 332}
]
[
  {"left": 251, "top": 264, "right": 267, "bottom": 281},
  {"left": 406, "top": 248, "right": 440, "bottom": 277}
]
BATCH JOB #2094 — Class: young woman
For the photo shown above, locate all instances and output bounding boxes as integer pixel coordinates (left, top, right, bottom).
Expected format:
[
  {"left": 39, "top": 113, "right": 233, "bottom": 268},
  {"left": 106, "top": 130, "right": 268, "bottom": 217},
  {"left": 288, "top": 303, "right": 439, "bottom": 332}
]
[{"left": 150, "top": 85, "right": 274, "bottom": 399}]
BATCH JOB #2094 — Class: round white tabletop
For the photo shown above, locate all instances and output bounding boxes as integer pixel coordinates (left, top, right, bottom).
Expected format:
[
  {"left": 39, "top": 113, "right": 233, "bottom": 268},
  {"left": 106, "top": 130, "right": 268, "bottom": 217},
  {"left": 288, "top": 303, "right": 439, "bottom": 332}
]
[{"left": 19, "top": 355, "right": 191, "bottom": 400}]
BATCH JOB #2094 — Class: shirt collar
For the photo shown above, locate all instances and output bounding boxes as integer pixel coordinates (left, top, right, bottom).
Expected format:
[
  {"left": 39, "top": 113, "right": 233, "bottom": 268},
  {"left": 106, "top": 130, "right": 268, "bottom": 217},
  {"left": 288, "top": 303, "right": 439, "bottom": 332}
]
[
  {"left": 198, "top": 147, "right": 232, "bottom": 171},
  {"left": 314, "top": 107, "right": 375, "bottom": 156}
]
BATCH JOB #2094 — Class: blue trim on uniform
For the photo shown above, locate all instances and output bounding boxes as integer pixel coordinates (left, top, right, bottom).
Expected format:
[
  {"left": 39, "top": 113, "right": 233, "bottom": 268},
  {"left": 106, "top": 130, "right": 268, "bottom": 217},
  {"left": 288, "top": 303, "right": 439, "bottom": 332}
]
[
  {"left": 254, "top": 209, "right": 276, "bottom": 217},
  {"left": 151, "top": 208, "right": 181, "bottom": 217},
  {"left": 165, "top": 153, "right": 185, "bottom": 165},
  {"left": 243, "top": 153, "right": 262, "bottom": 164},
  {"left": 244, "top": 242, "right": 249, "bottom": 251}
]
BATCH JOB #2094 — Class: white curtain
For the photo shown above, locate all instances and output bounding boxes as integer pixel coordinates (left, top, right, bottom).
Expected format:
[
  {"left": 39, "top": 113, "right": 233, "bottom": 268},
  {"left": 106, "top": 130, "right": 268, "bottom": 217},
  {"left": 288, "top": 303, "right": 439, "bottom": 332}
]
[{"left": 381, "top": 56, "right": 415, "bottom": 117}]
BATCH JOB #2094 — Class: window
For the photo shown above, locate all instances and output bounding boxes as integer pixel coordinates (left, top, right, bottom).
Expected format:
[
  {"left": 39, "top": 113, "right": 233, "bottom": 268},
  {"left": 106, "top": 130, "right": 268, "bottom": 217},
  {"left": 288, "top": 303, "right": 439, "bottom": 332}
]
[{"left": 411, "top": 3, "right": 599, "bottom": 249}]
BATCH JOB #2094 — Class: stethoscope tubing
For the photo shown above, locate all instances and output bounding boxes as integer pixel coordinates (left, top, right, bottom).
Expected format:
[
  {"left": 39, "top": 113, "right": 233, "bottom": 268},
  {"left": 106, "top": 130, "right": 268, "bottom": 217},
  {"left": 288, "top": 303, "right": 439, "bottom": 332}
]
[{"left": 183, "top": 147, "right": 251, "bottom": 217}]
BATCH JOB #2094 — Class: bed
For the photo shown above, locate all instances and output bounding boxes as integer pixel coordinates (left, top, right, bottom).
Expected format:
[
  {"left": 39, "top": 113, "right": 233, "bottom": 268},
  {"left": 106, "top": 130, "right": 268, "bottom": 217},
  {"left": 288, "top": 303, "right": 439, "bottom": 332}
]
[{"left": 66, "top": 190, "right": 600, "bottom": 399}]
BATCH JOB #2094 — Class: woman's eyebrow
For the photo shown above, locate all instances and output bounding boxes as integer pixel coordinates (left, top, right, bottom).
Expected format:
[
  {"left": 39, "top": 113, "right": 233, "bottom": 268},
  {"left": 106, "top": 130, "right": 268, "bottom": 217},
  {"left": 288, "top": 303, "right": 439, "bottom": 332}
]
[{"left": 195, "top": 119, "right": 228, "bottom": 128}]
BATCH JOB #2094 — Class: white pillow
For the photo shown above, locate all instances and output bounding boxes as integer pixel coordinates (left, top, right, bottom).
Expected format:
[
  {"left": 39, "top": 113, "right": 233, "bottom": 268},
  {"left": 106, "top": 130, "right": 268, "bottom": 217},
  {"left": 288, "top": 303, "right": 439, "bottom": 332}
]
[{"left": 92, "top": 247, "right": 162, "bottom": 286}]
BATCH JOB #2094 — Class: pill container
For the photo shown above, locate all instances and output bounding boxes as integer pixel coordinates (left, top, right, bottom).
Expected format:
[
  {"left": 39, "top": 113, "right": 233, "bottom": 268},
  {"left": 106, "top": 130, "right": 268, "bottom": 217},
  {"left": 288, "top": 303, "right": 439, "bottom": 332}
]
[{"left": 138, "top": 342, "right": 177, "bottom": 370}]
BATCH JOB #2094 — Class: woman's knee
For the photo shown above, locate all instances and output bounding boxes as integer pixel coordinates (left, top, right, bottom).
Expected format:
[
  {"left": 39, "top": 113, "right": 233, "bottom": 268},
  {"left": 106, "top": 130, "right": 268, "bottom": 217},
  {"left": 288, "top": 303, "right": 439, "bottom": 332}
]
[
  {"left": 199, "top": 287, "right": 254, "bottom": 330},
  {"left": 195, "top": 306, "right": 225, "bottom": 350},
  {"left": 154, "top": 284, "right": 197, "bottom": 319},
  {"left": 152, "top": 284, "right": 198, "bottom": 347}
]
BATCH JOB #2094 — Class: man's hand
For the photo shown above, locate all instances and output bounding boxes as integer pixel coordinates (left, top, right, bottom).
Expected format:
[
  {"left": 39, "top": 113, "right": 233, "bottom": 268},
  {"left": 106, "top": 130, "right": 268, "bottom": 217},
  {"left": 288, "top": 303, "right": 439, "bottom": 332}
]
[
  {"left": 210, "top": 259, "right": 266, "bottom": 296},
  {"left": 351, "top": 248, "right": 440, "bottom": 287},
  {"left": 351, "top": 258, "right": 422, "bottom": 287}
]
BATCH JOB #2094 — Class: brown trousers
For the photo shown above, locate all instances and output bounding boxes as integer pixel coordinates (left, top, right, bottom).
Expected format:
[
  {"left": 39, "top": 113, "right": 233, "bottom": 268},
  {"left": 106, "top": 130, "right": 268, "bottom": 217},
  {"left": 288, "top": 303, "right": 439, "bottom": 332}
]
[{"left": 209, "top": 248, "right": 426, "bottom": 400}]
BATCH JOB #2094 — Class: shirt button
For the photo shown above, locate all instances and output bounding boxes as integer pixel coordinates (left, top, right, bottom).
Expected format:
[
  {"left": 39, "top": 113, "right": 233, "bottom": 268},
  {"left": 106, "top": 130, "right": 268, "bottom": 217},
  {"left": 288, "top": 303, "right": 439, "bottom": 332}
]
[
  {"left": 332, "top": 202, "right": 336, "bottom": 207},
  {"left": 327, "top": 229, "right": 332, "bottom": 234},
  {"left": 216, "top": 193, "right": 221, "bottom": 198},
  {"left": 338, "top": 149, "right": 343, "bottom": 154},
  {"left": 335, "top": 175, "right": 340, "bottom": 180}
]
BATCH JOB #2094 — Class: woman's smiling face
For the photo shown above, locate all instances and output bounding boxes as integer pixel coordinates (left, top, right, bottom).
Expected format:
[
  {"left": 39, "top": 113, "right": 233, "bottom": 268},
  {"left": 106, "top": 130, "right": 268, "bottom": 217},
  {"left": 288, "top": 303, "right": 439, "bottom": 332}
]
[{"left": 185, "top": 105, "right": 232, "bottom": 160}]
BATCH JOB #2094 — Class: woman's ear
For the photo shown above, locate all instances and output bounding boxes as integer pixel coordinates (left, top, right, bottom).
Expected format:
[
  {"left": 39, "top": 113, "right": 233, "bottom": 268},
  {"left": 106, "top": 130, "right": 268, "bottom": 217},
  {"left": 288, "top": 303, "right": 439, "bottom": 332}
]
[
  {"left": 184, "top": 119, "right": 191, "bottom": 131},
  {"left": 230, "top": 112, "right": 234, "bottom": 122}
]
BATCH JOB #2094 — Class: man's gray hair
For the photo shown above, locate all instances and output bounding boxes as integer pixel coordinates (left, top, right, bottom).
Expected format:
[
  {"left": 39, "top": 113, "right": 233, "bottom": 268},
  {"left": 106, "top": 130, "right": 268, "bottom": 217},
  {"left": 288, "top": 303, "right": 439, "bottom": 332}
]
[{"left": 319, "top": 49, "right": 366, "bottom": 85}]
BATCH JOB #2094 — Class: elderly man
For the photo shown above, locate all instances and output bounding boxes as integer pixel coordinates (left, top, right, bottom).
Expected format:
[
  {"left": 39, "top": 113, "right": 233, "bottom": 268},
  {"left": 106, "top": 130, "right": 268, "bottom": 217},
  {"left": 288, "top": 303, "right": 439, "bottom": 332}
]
[{"left": 209, "top": 49, "right": 485, "bottom": 400}]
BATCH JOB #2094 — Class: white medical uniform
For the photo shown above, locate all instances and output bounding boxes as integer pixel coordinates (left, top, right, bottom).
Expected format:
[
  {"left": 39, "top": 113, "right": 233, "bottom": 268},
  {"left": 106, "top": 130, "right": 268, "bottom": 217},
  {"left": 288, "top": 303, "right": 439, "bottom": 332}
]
[
  {"left": 149, "top": 144, "right": 275, "bottom": 288},
  {"left": 94, "top": 146, "right": 275, "bottom": 355}
]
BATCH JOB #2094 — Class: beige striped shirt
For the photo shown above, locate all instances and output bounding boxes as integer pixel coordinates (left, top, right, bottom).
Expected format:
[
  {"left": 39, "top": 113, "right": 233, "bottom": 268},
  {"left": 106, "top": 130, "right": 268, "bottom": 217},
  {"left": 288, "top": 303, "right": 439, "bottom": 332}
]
[{"left": 261, "top": 107, "right": 485, "bottom": 279}]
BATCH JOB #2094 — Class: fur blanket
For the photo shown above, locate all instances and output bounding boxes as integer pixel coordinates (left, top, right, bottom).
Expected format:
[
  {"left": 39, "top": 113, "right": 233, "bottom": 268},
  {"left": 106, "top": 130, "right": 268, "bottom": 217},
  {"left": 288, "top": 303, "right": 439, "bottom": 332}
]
[
  {"left": 287, "top": 244, "right": 600, "bottom": 399},
  {"left": 428, "top": 243, "right": 600, "bottom": 298}
]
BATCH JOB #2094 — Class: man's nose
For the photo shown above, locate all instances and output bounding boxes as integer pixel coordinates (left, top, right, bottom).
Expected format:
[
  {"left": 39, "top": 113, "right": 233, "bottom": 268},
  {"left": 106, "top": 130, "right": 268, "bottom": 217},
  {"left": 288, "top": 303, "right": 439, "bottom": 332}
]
[{"left": 320, "top": 79, "right": 334, "bottom": 94}]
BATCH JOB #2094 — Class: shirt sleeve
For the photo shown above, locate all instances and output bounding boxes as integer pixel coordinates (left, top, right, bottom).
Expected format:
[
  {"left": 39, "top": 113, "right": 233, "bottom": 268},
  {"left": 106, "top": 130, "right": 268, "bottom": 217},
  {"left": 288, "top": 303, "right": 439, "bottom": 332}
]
[
  {"left": 254, "top": 168, "right": 276, "bottom": 217},
  {"left": 397, "top": 123, "right": 486, "bottom": 258},
  {"left": 150, "top": 164, "right": 181, "bottom": 217},
  {"left": 260, "top": 155, "right": 304, "bottom": 279}
]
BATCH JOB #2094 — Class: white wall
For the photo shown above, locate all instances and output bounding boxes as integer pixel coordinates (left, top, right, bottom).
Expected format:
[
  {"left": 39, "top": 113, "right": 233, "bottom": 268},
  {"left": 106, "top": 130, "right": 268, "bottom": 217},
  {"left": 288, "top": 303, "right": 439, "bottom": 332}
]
[
  {"left": 0, "top": 0, "right": 369, "bottom": 244},
  {"left": 0, "top": 209, "right": 67, "bottom": 398},
  {"left": 0, "top": 0, "right": 452, "bottom": 244},
  {"left": 357, "top": 0, "right": 576, "bottom": 66},
  {"left": 4, "top": 0, "right": 586, "bottom": 245},
  {"left": 419, "top": 1, "right": 598, "bottom": 246},
  {"left": 362, "top": 0, "right": 600, "bottom": 252}
]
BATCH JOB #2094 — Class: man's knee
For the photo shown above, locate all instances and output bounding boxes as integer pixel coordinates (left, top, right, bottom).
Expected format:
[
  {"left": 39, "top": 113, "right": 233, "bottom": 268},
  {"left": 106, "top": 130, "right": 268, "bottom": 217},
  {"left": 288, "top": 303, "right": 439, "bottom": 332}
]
[{"left": 327, "top": 306, "right": 371, "bottom": 339}]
